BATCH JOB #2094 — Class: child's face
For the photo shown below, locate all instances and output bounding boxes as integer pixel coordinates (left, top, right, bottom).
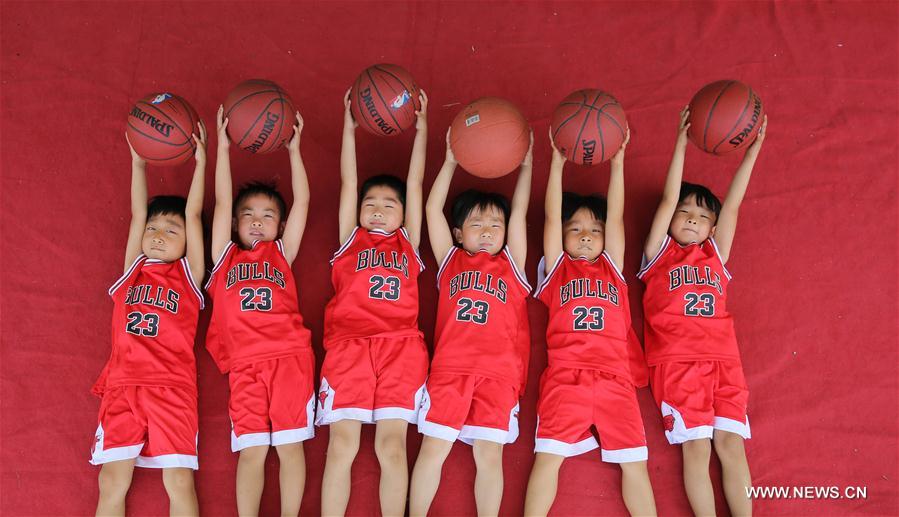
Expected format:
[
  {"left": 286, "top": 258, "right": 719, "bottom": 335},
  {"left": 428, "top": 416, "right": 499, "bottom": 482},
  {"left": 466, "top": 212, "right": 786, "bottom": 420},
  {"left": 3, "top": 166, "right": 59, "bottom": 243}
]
[
  {"left": 234, "top": 193, "right": 283, "bottom": 247},
  {"left": 453, "top": 205, "right": 506, "bottom": 256},
  {"left": 359, "top": 185, "right": 403, "bottom": 233},
  {"left": 563, "top": 207, "right": 604, "bottom": 261},
  {"left": 669, "top": 194, "right": 717, "bottom": 245},
  {"left": 141, "top": 214, "right": 186, "bottom": 262}
]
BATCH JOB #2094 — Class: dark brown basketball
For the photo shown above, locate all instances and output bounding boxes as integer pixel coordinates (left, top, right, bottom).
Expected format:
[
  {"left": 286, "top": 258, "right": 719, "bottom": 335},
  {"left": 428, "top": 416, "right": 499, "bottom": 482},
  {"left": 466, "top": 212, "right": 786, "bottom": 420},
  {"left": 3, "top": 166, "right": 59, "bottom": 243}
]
[
  {"left": 687, "top": 80, "right": 765, "bottom": 155},
  {"left": 223, "top": 79, "right": 295, "bottom": 154},
  {"left": 450, "top": 97, "right": 529, "bottom": 178},
  {"left": 126, "top": 93, "right": 200, "bottom": 166},
  {"left": 550, "top": 89, "right": 628, "bottom": 165},
  {"left": 350, "top": 64, "right": 421, "bottom": 137}
]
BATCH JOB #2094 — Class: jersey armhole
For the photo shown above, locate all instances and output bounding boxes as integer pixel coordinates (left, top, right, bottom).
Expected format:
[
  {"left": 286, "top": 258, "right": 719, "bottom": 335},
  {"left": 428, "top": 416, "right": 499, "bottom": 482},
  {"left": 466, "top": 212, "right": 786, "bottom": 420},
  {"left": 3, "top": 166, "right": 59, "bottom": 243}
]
[
  {"left": 503, "top": 246, "right": 533, "bottom": 294},
  {"left": 601, "top": 251, "right": 627, "bottom": 283},
  {"left": 637, "top": 235, "right": 671, "bottom": 280},
  {"left": 533, "top": 253, "right": 565, "bottom": 299},
  {"left": 435, "top": 246, "right": 459, "bottom": 288},
  {"left": 329, "top": 226, "right": 360, "bottom": 265},
  {"left": 205, "top": 241, "right": 236, "bottom": 290},
  {"left": 399, "top": 227, "right": 427, "bottom": 273},
  {"left": 180, "top": 257, "right": 206, "bottom": 309},
  {"left": 109, "top": 254, "right": 146, "bottom": 297},
  {"left": 708, "top": 237, "right": 733, "bottom": 280}
]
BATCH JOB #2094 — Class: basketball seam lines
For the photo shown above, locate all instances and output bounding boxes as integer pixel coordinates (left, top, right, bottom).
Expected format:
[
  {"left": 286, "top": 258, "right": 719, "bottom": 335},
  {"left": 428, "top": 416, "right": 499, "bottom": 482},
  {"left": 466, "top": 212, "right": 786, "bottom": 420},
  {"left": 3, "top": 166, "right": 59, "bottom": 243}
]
[
  {"left": 372, "top": 65, "right": 418, "bottom": 133},
  {"left": 236, "top": 98, "right": 282, "bottom": 149},
  {"left": 702, "top": 81, "right": 734, "bottom": 152},
  {"left": 365, "top": 69, "right": 403, "bottom": 132},
  {"left": 354, "top": 74, "right": 381, "bottom": 135},
  {"left": 136, "top": 100, "right": 192, "bottom": 145},
  {"left": 169, "top": 95, "right": 198, "bottom": 155},
  {"left": 571, "top": 90, "right": 603, "bottom": 163},
  {"left": 127, "top": 121, "right": 194, "bottom": 161},
  {"left": 711, "top": 87, "right": 754, "bottom": 154}
]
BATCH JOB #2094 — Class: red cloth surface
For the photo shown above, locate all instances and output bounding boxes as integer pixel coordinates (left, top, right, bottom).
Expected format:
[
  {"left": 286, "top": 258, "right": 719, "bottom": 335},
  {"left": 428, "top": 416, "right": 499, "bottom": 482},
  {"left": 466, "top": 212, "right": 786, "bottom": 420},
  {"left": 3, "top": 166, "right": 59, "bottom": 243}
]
[{"left": 1, "top": 1, "right": 896, "bottom": 515}]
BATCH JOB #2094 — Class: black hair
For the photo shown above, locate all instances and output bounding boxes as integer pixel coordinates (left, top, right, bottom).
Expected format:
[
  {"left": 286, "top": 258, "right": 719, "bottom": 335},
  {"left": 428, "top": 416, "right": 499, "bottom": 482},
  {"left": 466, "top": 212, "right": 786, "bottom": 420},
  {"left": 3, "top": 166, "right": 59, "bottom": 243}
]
[
  {"left": 234, "top": 181, "right": 287, "bottom": 220},
  {"left": 360, "top": 174, "right": 406, "bottom": 207},
  {"left": 451, "top": 189, "right": 511, "bottom": 229},
  {"left": 147, "top": 195, "right": 187, "bottom": 221},
  {"left": 561, "top": 192, "right": 607, "bottom": 223},
  {"left": 679, "top": 182, "right": 722, "bottom": 220}
]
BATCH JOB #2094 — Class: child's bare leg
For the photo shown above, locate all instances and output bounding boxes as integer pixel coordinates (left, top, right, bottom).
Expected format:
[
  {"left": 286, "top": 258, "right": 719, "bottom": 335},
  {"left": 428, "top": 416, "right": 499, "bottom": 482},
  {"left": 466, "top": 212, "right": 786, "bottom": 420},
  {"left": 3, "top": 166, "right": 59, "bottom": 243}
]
[
  {"left": 275, "top": 442, "right": 306, "bottom": 517},
  {"left": 161, "top": 467, "right": 198, "bottom": 516},
  {"left": 409, "top": 436, "right": 454, "bottom": 516},
  {"left": 620, "top": 461, "right": 656, "bottom": 516},
  {"left": 236, "top": 445, "right": 269, "bottom": 517},
  {"left": 321, "top": 419, "right": 362, "bottom": 516},
  {"left": 523, "top": 452, "right": 564, "bottom": 516},
  {"left": 472, "top": 439, "right": 504, "bottom": 517},
  {"left": 714, "top": 430, "right": 751, "bottom": 516},
  {"left": 96, "top": 459, "right": 135, "bottom": 517},
  {"left": 682, "top": 439, "right": 715, "bottom": 516},
  {"left": 374, "top": 419, "right": 409, "bottom": 517}
]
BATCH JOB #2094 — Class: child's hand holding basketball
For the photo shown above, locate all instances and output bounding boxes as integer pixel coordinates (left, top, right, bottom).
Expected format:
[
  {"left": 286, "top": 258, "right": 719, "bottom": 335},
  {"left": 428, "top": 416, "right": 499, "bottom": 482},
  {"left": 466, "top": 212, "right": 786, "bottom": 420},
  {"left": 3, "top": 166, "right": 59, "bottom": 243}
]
[
  {"left": 287, "top": 112, "right": 304, "bottom": 155},
  {"left": 549, "top": 126, "right": 566, "bottom": 165},
  {"left": 193, "top": 121, "right": 207, "bottom": 164},
  {"left": 444, "top": 128, "right": 457, "bottom": 165},
  {"left": 125, "top": 133, "right": 145, "bottom": 166},
  {"left": 521, "top": 130, "right": 534, "bottom": 167},
  {"left": 216, "top": 105, "right": 230, "bottom": 150},
  {"left": 611, "top": 128, "right": 630, "bottom": 165},
  {"left": 745, "top": 115, "right": 767, "bottom": 156},
  {"left": 415, "top": 89, "right": 428, "bottom": 131},
  {"left": 343, "top": 88, "right": 358, "bottom": 131},
  {"left": 677, "top": 105, "right": 690, "bottom": 147}
]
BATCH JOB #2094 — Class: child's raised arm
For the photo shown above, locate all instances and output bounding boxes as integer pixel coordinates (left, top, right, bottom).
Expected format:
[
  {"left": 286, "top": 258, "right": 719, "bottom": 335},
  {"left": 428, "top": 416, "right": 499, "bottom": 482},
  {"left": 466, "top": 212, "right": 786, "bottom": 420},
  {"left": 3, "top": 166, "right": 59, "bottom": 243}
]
[
  {"left": 604, "top": 129, "right": 630, "bottom": 270},
  {"left": 543, "top": 129, "right": 565, "bottom": 275},
  {"left": 210, "top": 105, "right": 233, "bottom": 263},
  {"left": 507, "top": 131, "right": 534, "bottom": 273},
  {"left": 714, "top": 116, "right": 767, "bottom": 263},
  {"left": 404, "top": 90, "right": 428, "bottom": 249},
  {"left": 644, "top": 106, "right": 690, "bottom": 260},
  {"left": 426, "top": 129, "right": 457, "bottom": 266},
  {"left": 123, "top": 134, "right": 148, "bottom": 272},
  {"left": 185, "top": 121, "right": 207, "bottom": 281},
  {"left": 338, "top": 88, "right": 359, "bottom": 245},
  {"left": 281, "top": 112, "right": 309, "bottom": 266}
]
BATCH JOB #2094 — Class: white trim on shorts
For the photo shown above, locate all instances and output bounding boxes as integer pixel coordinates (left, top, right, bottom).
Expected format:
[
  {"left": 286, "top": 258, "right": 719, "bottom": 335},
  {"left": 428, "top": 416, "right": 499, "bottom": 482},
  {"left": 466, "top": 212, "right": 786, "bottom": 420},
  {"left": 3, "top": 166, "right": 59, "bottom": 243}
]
[
  {"left": 458, "top": 402, "right": 520, "bottom": 446},
  {"left": 601, "top": 446, "right": 648, "bottom": 463},
  {"left": 534, "top": 436, "right": 599, "bottom": 457},
  {"left": 661, "top": 401, "right": 714, "bottom": 444},
  {"left": 714, "top": 415, "right": 751, "bottom": 439},
  {"left": 136, "top": 453, "right": 199, "bottom": 470}
]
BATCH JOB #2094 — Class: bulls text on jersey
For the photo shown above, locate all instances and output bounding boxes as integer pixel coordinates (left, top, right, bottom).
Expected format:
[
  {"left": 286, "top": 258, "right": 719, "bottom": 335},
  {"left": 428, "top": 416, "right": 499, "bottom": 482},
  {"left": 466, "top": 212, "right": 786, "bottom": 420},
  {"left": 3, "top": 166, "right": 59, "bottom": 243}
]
[
  {"left": 225, "top": 261, "right": 287, "bottom": 289},
  {"left": 668, "top": 265, "right": 723, "bottom": 295},
  {"left": 448, "top": 270, "right": 508, "bottom": 303},
  {"left": 355, "top": 248, "right": 410, "bottom": 279},
  {"left": 123, "top": 284, "right": 180, "bottom": 314},
  {"left": 558, "top": 278, "right": 620, "bottom": 307}
]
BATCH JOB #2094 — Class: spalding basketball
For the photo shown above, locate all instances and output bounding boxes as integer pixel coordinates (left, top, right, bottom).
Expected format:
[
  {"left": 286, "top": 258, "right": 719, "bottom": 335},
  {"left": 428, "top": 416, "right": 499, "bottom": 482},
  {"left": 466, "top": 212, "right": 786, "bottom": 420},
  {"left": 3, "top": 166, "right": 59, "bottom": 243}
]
[
  {"left": 223, "top": 79, "right": 295, "bottom": 154},
  {"left": 687, "top": 80, "right": 764, "bottom": 155},
  {"left": 351, "top": 64, "right": 421, "bottom": 137},
  {"left": 126, "top": 93, "right": 200, "bottom": 166},
  {"left": 450, "top": 97, "right": 529, "bottom": 179},
  {"left": 550, "top": 89, "right": 628, "bottom": 165}
]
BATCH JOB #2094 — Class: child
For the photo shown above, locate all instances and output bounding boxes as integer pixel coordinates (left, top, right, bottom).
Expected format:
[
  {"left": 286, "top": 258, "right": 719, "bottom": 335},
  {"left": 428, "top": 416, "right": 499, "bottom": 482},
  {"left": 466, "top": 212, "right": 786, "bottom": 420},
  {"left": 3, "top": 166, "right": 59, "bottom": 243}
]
[
  {"left": 639, "top": 107, "right": 766, "bottom": 516},
  {"left": 205, "top": 106, "right": 314, "bottom": 516},
  {"left": 409, "top": 129, "right": 533, "bottom": 516},
  {"left": 91, "top": 124, "right": 207, "bottom": 517},
  {"left": 524, "top": 130, "right": 657, "bottom": 516},
  {"left": 317, "top": 89, "right": 429, "bottom": 517}
]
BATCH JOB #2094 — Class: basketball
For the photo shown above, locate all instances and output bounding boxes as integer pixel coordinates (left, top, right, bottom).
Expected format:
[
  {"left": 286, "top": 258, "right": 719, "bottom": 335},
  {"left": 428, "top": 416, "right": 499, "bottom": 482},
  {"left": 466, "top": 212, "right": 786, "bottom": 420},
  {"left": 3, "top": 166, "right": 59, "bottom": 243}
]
[
  {"left": 125, "top": 93, "right": 200, "bottom": 166},
  {"left": 450, "top": 97, "right": 529, "bottom": 178},
  {"left": 550, "top": 89, "right": 628, "bottom": 165},
  {"left": 349, "top": 64, "right": 420, "bottom": 137},
  {"left": 687, "top": 80, "right": 765, "bottom": 155},
  {"left": 223, "top": 79, "right": 295, "bottom": 154}
]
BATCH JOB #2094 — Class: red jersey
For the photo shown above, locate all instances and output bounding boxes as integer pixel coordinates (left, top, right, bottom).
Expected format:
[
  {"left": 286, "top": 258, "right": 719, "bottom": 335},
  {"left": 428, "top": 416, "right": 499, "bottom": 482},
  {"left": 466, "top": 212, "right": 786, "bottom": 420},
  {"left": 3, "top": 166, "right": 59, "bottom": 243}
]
[
  {"left": 535, "top": 252, "right": 646, "bottom": 384},
  {"left": 92, "top": 255, "right": 204, "bottom": 396},
  {"left": 324, "top": 227, "right": 425, "bottom": 346},
  {"left": 431, "top": 246, "right": 531, "bottom": 391},
  {"left": 638, "top": 235, "right": 739, "bottom": 365},
  {"left": 205, "top": 240, "right": 312, "bottom": 373}
]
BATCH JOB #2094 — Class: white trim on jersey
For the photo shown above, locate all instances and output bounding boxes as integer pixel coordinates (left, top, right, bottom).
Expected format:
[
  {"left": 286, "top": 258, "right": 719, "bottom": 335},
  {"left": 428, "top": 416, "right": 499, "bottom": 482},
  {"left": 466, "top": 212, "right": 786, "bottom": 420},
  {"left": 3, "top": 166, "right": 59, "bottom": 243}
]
[
  {"left": 205, "top": 241, "right": 236, "bottom": 290},
  {"left": 399, "top": 227, "right": 427, "bottom": 273},
  {"left": 637, "top": 235, "right": 672, "bottom": 280},
  {"left": 330, "top": 226, "right": 360, "bottom": 265},
  {"left": 108, "top": 254, "right": 146, "bottom": 297},
  {"left": 135, "top": 453, "right": 199, "bottom": 470},
  {"left": 601, "top": 445, "right": 648, "bottom": 463},
  {"left": 503, "top": 247, "right": 532, "bottom": 293},
  {"left": 435, "top": 246, "right": 459, "bottom": 288},
  {"left": 180, "top": 257, "right": 205, "bottom": 309},
  {"left": 601, "top": 251, "right": 627, "bottom": 283},
  {"left": 708, "top": 237, "right": 733, "bottom": 280},
  {"left": 713, "top": 415, "right": 751, "bottom": 439},
  {"left": 534, "top": 253, "right": 565, "bottom": 299},
  {"left": 275, "top": 239, "right": 287, "bottom": 261},
  {"left": 534, "top": 436, "right": 599, "bottom": 457}
]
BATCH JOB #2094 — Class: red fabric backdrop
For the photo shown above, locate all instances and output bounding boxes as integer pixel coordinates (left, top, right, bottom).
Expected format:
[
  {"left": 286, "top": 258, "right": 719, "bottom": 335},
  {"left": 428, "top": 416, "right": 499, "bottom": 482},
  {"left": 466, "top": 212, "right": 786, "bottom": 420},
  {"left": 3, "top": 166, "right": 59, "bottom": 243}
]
[{"left": 2, "top": 1, "right": 896, "bottom": 515}]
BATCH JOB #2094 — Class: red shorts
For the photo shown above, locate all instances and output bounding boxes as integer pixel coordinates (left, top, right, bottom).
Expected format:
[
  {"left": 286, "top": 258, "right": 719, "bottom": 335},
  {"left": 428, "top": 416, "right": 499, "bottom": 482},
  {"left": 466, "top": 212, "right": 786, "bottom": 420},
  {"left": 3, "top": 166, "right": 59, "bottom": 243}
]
[
  {"left": 417, "top": 373, "right": 520, "bottom": 445},
  {"left": 90, "top": 385, "right": 198, "bottom": 469},
  {"left": 228, "top": 352, "right": 315, "bottom": 452},
  {"left": 535, "top": 367, "right": 648, "bottom": 463},
  {"left": 650, "top": 360, "right": 750, "bottom": 444},
  {"left": 316, "top": 335, "right": 428, "bottom": 425}
]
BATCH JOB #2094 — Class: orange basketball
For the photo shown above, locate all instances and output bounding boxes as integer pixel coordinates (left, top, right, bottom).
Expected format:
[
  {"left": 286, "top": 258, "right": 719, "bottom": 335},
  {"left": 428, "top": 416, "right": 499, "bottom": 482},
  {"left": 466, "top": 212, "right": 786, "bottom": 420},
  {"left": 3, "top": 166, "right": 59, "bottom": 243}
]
[
  {"left": 687, "top": 80, "right": 764, "bottom": 155},
  {"left": 350, "top": 64, "right": 420, "bottom": 137},
  {"left": 223, "top": 79, "right": 295, "bottom": 154},
  {"left": 450, "top": 97, "right": 529, "bottom": 178},
  {"left": 550, "top": 89, "right": 627, "bottom": 165},
  {"left": 126, "top": 92, "right": 200, "bottom": 166}
]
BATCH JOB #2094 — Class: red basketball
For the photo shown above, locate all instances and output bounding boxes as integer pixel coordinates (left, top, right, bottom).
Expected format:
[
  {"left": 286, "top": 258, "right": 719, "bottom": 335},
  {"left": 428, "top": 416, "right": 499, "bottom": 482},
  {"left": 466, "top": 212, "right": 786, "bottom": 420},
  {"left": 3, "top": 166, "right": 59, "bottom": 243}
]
[
  {"left": 450, "top": 97, "right": 529, "bottom": 179},
  {"left": 687, "top": 80, "right": 765, "bottom": 155},
  {"left": 223, "top": 79, "right": 295, "bottom": 154},
  {"left": 550, "top": 89, "right": 628, "bottom": 165},
  {"left": 350, "top": 64, "right": 421, "bottom": 137},
  {"left": 126, "top": 93, "right": 200, "bottom": 166}
]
